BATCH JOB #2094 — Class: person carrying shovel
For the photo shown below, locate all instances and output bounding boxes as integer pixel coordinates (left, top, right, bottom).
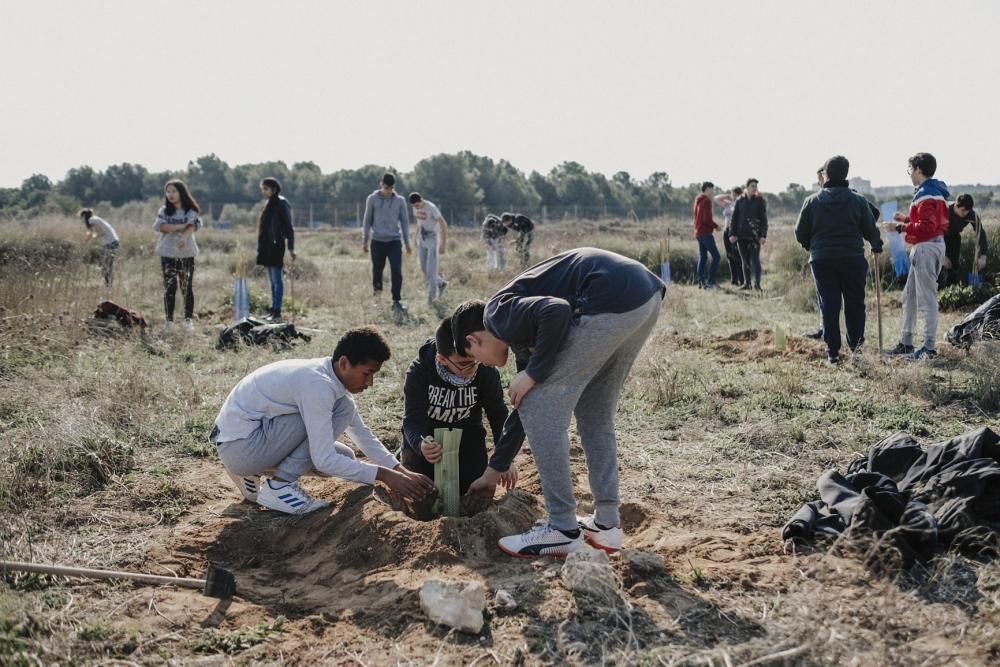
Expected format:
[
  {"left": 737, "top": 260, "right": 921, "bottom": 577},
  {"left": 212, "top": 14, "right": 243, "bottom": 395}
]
[{"left": 795, "top": 155, "right": 883, "bottom": 365}]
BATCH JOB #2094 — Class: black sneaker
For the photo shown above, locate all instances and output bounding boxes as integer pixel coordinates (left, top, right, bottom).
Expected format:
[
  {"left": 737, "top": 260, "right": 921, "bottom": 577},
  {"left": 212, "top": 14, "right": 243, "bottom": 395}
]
[
  {"left": 803, "top": 328, "right": 824, "bottom": 340},
  {"left": 828, "top": 355, "right": 842, "bottom": 366},
  {"left": 887, "top": 342, "right": 915, "bottom": 356},
  {"left": 907, "top": 347, "right": 937, "bottom": 361},
  {"left": 392, "top": 301, "right": 407, "bottom": 312}
]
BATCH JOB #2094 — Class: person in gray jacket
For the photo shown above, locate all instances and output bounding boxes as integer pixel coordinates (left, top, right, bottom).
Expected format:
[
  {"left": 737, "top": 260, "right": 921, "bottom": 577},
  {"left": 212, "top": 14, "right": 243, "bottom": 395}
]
[
  {"left": 362, "top": 173, "right": 411, "bottom": 311},
  {"left": 154, "top": 179, "right": 202, "bottom": 332}
]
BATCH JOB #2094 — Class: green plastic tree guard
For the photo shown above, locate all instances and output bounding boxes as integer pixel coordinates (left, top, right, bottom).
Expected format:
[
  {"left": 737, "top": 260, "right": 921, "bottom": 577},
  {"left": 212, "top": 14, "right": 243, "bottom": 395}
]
[{"left": 433, "top": 427, "right": 463, "bottom": 517}]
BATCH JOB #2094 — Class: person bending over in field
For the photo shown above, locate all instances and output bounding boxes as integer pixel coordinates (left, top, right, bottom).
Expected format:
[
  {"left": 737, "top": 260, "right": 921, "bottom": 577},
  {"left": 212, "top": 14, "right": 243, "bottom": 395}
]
[
  {"left": 210, "top": 326, "right": 435, "bottom": 514},
  {"left": 482, "top": 214, "right": 508, "bottom": 272},
  {"left": 80, "top": 208, "right": 120, "bottom": 288},
  {"left": 409, "top": 192, "right": 449, "bottom": 303},
  {"left": 452, "top": 247, "right": 665, "bottom": 558},
  {"left": 400, "top": 317, "right": 522, "bottom": 513},
  {"left": 501, "top": 212, "right": 534, "bottom": 267}
]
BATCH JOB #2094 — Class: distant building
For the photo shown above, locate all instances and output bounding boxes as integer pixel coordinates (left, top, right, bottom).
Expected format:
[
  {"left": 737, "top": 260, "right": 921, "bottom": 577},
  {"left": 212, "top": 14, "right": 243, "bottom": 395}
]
[{"left": 849, "top": 177, "right": 872, "bottom": 194}]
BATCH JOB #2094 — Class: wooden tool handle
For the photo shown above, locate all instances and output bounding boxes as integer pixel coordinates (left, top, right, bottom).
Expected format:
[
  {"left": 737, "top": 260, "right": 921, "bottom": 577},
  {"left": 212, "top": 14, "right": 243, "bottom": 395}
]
[{"left": 1, "top": 560, "right": 205, "bottom": 589}]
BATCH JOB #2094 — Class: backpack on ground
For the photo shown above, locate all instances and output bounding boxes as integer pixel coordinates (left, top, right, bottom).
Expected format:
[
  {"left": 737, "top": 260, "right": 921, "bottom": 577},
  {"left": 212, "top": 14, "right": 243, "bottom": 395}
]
[
  {"left": 93, "top": 300, "right": 148, "bottom": 329},
  {"left": 217, "top": 316, "right": 311, "bottom": 350}
]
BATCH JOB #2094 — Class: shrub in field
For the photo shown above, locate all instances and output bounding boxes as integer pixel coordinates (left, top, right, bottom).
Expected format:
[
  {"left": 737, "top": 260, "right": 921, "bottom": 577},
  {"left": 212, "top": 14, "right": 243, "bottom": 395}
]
[
  {"left": 938, "top": 282, "right": 999, "bottom": 311},
  {"left": 224, "top": 256, "right": 320, "bottom": 281},
  {"left": 0, "top": 237, "right": 79, "bottom": 273}
]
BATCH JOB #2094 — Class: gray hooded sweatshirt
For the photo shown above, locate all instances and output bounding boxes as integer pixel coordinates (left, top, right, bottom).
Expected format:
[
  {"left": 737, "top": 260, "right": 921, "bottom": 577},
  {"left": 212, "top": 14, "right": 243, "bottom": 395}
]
[{"left": 362, "top": 189, "right": 411, "bottom": 249}]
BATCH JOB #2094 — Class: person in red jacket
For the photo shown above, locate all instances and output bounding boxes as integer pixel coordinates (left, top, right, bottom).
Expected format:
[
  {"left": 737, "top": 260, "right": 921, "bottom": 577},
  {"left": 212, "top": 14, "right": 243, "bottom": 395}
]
[
  {"left": 883, "top": 152, "right": 950, "bottom": 360},
  {"left": 693, "top": 182, "right": 721, "bottom": 288}
]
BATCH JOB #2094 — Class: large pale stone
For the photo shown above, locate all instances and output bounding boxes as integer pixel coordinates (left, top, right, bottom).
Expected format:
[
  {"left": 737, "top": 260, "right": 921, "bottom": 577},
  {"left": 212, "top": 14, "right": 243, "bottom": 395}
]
[{"left": 419, "top": 579, "right": 486, "bottom": 634}]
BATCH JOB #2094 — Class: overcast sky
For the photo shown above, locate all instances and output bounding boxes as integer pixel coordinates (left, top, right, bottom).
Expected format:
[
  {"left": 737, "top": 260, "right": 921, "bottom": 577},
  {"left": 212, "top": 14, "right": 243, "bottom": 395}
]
[{"left": 2, "top": 0, "right": 998, "bottom": 191}]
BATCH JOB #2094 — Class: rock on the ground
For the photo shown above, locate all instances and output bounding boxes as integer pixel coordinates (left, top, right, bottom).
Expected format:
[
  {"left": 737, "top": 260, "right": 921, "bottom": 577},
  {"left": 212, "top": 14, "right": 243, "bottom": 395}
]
[
  {"left": 622, "top": 548, "right": 665, "bottom": 578},
  {"left": 419, "top": 579, "right": 486, "bottom": 634},
  {"left": 561, "top": 547, "right": 620, "bottom": 603},
  {"left": 494, "top": 588, "right": 517, "bottom": 611}
]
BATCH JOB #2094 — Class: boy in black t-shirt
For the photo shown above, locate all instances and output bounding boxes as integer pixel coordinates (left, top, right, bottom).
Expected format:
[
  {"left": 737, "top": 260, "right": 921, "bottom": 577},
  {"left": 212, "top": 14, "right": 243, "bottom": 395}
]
[
  {"left": 501, "top": 212, "right": 534, "bottom": 267},
  {"left": 401, "top": 317, "right": 521, "bottom": 505}
]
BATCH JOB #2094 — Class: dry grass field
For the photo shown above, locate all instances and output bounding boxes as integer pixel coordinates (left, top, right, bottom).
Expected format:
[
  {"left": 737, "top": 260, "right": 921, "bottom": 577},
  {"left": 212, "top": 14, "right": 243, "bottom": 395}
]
[{"left": 2, "top": 213, "right": 999, "bottom": 666}]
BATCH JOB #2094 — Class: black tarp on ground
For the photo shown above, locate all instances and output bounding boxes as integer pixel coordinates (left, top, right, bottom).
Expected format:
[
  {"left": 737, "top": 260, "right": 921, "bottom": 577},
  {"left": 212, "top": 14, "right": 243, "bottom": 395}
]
[
  {"left": 947, "top": 293, "right": 1000, "bottom": 346},
  {"left": 782, "top": 427, "right": 1000, "bottom": 566},
  {"left": 216, "top": 317, "right": 311, "bottom": 350}
]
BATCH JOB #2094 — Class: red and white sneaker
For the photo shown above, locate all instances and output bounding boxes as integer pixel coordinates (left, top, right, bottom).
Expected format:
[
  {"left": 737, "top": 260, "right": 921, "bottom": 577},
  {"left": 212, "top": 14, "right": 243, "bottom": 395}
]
[
  {"left": 498, "top": 522, "right": 584, "bottom": 559},
  {"left": 577, "top": 515, "right": 624, "bottom": 553}
]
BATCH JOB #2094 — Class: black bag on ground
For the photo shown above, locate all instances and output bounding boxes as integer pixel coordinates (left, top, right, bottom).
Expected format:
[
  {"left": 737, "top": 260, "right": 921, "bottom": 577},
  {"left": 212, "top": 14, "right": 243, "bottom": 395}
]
[
  {"left": 93, "top": 300, "right": 148, "bottom": 328},
  {"left": 947, "top": 294, "right": 1000, "bottom": 347},
  {"left": 217, "top": 317, "right": 311, "bottom": 350}
]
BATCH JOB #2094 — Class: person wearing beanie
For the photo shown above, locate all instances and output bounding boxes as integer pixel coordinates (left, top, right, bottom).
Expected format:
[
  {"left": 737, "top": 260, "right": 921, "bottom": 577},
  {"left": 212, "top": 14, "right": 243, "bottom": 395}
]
[{"left": 795, "top": 156, "right": 883, "bottom": 364}]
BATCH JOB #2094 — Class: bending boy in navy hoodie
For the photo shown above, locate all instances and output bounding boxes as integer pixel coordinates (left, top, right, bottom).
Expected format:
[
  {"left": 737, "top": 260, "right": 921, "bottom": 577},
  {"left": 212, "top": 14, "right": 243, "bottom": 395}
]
[
  {"left": 452, "top": 247, "right": 665, "bottom": 558},
  {"left": 401, "top": 317, "right": 521, "bottom": 505}
]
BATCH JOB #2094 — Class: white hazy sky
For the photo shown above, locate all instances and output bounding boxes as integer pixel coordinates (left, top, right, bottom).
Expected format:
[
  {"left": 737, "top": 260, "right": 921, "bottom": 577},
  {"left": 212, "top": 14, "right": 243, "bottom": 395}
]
[{"left": 2, "top": 0, "right": 998, "bottom": 191}]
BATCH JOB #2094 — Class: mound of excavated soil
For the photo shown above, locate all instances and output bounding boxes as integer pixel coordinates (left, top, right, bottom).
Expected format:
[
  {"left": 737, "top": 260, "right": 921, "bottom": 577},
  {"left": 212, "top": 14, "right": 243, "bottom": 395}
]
[{"left": 678, "top": 328, "right": 828, "bottom": 362}]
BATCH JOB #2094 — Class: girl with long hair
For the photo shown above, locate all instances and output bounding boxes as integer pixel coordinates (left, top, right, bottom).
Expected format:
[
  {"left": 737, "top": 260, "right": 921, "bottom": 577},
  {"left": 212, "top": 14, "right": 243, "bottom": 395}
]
[
  {"left": 154, "top": 179, "right": 202, "bottom": 332},
  {"left": 256, "top": 177, "right": 295, "bottom": 320}
]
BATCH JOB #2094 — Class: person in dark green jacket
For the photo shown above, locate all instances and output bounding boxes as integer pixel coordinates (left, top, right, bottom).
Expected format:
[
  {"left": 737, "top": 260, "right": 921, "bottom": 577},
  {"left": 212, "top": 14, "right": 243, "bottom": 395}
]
[{"left": 795, "top": 155, "right": 883, "bottom": 364}]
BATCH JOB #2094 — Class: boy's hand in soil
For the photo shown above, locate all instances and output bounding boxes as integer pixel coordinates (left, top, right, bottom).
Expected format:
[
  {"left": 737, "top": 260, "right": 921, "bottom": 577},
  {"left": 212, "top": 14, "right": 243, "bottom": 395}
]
[
  {"left": 464, "top": 466, "right": 502, "bottom": 512},
  {"left": 420, "top": 437, "right": 443, "bottom": 463},
  {"left": 377, "top": 465, "right": 435, "bottom": 501},
  {"left": 498, "top": 466, "right": 518, "bottom": 490}
]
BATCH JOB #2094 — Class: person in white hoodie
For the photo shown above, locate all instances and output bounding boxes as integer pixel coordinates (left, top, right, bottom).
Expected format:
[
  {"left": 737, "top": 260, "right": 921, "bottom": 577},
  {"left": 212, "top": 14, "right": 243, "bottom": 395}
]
[
  {"left": 210, "top": 325, "right": 435, "bottom": 514},
  {"left": 153, "top": 179, "right": 202, "bottom": 332},
  {"left": 79, "top": 208, "right": 120, "bottom": 287}
]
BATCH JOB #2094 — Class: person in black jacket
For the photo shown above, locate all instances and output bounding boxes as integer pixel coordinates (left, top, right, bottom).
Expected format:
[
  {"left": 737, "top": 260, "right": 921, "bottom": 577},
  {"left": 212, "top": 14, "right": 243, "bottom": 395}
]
[
  {"left": 401, "top": 317, "right": 521, "bottom": 501},
  {"left": 501, "top": 212, "right": 534, "bottom": 267},
  {"left": 941, "top": 194, "right": 989, "bottom": 288},
  {"left": 728, "top": 178, "right": 768, "bottom": 291},
  {"left": 256, "top": 177, "right": 295, "bottom": 321},
  {"left": 795, "top": 156, "right": 883, "bottom": 364}
]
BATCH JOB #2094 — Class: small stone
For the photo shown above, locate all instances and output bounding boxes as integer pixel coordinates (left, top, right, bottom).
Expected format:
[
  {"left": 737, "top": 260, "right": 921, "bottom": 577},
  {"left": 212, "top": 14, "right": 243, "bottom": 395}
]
[
  {"left": 419, "top": 579, "right": 486, "bottom": 634},
  {"left": 561, "top": 548, "right": 619, "bottom": 603},
  {"left": 494, "top": 589, "right": 517, "bottom": 610},
  {"left": 623, "top": 549, "right": 664, "bottom": 578}
]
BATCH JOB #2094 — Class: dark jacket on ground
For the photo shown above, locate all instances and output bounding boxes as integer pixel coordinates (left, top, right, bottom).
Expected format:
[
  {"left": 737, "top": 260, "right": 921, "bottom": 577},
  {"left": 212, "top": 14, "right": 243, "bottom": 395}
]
[
  {"left": 795, "top": 181, "right": 883, "bottom": 261},
  {"left": 730, "top": 194, "right": 768, "bottom": 241},
  {"left": 946, "top": 204, "right": 989, "bottom": 257},
  {"left": 402, "top": 340, "right": 525, "bottom": 483},
  {"left": 783, "top": 427, "right": 1000, "bottom": 568},
  {"left": 485, "top": 247, "right": 665, "bottom": 384},
  {"left": 256, "top": 195, "right": 294, "bottom": 268}
]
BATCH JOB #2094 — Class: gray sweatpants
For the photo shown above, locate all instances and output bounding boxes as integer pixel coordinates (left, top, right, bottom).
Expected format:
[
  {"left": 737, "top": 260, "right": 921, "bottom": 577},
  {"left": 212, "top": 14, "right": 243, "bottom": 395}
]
[
  {"left": 419, "top": 231, "right": 445, "bottom": 301},
  {"left": 518, "top": 293, "right": 663, "bottom": 531},
  {"left": 217, "top": 401, "right": 356, "bottom": 481},
  {"left": 900, "top": 237, "right": 944, "bottom": 351}
]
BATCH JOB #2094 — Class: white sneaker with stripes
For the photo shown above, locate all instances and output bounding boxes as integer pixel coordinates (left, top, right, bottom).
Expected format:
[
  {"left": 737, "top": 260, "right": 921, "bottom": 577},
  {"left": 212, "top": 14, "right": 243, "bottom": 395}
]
[
  {"left": 497, "top": 522, "right": 584, "bottom": 558},
  {"left": 257, "top": 478, "right": 330, "bottom": 514},
  {"left": 227, "top": 472, "right": 259, "bottom": 502},
  {"left": 577, "top": 514, "right": 624, "bottom": 553}
]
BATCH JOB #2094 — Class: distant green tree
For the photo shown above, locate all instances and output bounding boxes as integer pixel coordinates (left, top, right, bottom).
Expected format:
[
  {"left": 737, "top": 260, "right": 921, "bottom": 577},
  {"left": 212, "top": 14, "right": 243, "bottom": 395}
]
[
  {"left": 60, "top": 166, "right": 100, "bottom": 203},
  {"left": 101, "top": 163, "right": 149, "bottom": 206},
  {"left": 407, "top": 153, "right": 482, "bottom": 209}
]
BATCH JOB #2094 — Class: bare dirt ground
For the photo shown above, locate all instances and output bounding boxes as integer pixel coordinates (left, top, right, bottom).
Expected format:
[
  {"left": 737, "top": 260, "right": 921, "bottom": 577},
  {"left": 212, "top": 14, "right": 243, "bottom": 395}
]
[{"left": 2, "top": 218, "right": 999, "bottom": 665}]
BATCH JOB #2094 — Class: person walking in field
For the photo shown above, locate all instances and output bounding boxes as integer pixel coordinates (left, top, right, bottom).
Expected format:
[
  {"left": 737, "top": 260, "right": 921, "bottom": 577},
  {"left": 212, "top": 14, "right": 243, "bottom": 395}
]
[
  {"left": 940, "top": 193, "right": 988, "bottom": 288},
  {"left": 154, "top": 179, "right": 202, "bottom": 332},
  {"left": 795, "top": 156, "right": 883, "bottom": 365},
  {"left": 400, "top": 317, "right": 521, "bottom": 503},
  {"left": 211, "top": 326, "right": 435, "bottom": 514},
  {"left": 362, "top": 173, "right": 411, "bottom": 312},
  {"left": 729, "top": 178, "right": 768, "bottom": 291},
  {"left": 79, "top": 208, "right": 119, "bottom": 288},
  {"left": 714, "top": 186, "right": 744, "bottom": 286},
  {"left": 501, "top": 212, "right": 534, "bottom": 267},
  {"left": 482, "top": 214, "right": 507, "bottom": 272},
  {"left": 409, "top": 192, "right": 449, "bottom": 303},
  {"left": 693, "top": 182, "right": 721, "bottom": 288},
  {"left": 884, "top": 152, "right": 951, "bottom": 360},
  {"left": 452, "top": 247, "right": 665, "bottom": 557},
  {"left": 256, "top": 177, "right": 295, "bottom": 322}
]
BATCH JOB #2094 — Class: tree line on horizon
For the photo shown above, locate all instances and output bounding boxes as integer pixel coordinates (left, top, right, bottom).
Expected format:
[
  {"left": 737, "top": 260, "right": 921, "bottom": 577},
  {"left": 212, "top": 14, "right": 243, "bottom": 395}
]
[{"left": 2, "top": 151, "right": 991, "bottom": 223}]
